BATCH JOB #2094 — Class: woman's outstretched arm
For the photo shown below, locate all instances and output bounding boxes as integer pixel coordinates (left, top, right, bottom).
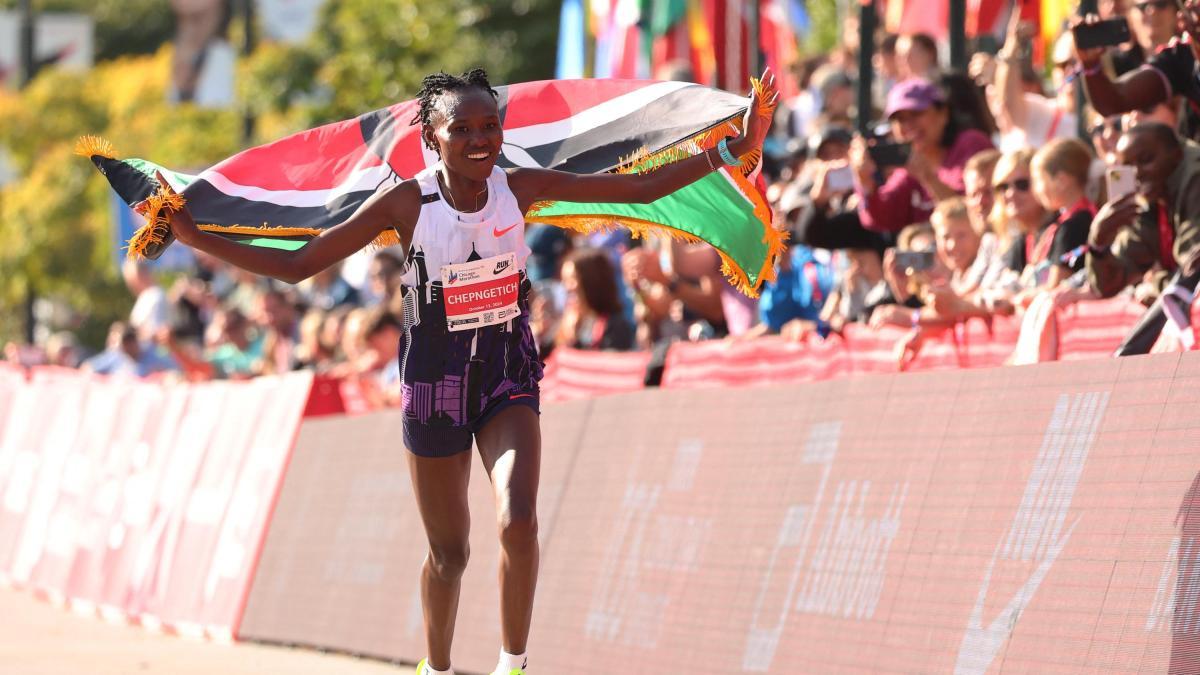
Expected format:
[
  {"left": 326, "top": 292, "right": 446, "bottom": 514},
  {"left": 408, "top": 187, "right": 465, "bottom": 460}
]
[
  {"left": 507, "top": 70, "right": 778, "bottom": 212},
  {"left": 159, "top": 171, "right": 420, "bottom": 284}
]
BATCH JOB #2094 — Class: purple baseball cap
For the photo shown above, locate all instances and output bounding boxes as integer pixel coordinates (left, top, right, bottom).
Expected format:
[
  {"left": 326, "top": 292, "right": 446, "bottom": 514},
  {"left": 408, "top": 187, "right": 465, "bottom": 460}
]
[{"left": 884, "top": 78, "right": 946, "bottom": 119}]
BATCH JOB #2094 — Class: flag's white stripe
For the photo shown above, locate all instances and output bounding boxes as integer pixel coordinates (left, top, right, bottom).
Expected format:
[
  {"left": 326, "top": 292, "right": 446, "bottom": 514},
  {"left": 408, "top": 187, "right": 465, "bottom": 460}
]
[
  {"left": 504, "top": 81, "right": 738, "bottom": 153},
  {"left": 196, "top": 164, "right": 391, "bottom": 208},
  {"left": 194, "top": 81, "right": 742, "bottom": 204}
]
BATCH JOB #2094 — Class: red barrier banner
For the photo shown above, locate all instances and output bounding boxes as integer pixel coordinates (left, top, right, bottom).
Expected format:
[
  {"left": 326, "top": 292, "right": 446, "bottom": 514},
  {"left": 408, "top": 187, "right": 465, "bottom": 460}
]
[
  {"left": 1, "top": 368, "right": 89, "bottom": 585},
  {"left": 540, "top": 347, "right": 652, "bottom": 402},
  {"left": 236, "top": 352, "right": 1200, "bottom": 673},
  {"left": 662, "top": 298, "right": 1156, "bottom": 389},
  {"left": 0, "top": 369, "right": 312, "bottom": 641},
  {"left": 237, "top": 398, "right": 590, "bottom": 668},
  {"left": 0, "top": 363, "right": 25, "bottom": 432},
  {"left": 1056, "top": 296, "right": 1149, "bottom": 360}
]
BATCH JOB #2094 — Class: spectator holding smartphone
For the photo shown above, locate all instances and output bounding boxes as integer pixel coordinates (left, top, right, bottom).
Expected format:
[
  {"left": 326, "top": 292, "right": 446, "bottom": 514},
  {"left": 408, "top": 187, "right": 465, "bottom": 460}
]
[
  {"left": 1075, "top": 2, "right": 1197, "bottom": 130},
  {"left": 850, "top": 78, "right": 994, "bottom": 234},
  {"left": 1088, "top": 122, "right": 1200, "bottom": 296}
]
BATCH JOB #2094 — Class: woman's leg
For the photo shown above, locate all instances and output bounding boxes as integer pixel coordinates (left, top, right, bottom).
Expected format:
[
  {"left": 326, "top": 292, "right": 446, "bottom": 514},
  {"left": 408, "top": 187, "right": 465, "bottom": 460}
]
[
  {"left": 475, "top": 404, "right": 541, "bottom": 655},
  {"left": 408, "top": 449, "right": 474, "bottom": 671}
]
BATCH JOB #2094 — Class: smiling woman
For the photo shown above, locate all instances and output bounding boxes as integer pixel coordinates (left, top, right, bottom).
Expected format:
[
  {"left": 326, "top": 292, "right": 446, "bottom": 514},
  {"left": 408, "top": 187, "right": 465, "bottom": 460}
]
[{"left": 143, "top": 67, "right": 778, "bottom": 675}]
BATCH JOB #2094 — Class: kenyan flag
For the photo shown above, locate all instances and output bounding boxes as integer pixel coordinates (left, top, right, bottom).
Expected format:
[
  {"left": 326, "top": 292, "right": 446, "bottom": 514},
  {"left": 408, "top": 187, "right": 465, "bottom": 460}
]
[{"left": 78, "top": 78, "right": 783, "bottom": 295}]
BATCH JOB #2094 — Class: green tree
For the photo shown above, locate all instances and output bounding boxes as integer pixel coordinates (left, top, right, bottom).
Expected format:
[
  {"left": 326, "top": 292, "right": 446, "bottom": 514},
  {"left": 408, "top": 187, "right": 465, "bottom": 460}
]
[
  {"left": 242, "top": 0, "right": 558, "bottom": 132},
  {"left": 0, "top": 50, "right": 240, "bottom": 348}
]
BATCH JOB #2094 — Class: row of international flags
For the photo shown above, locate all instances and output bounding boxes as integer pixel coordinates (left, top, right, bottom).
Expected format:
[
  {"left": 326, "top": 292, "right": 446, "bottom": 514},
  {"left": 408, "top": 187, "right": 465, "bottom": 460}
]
[{"left": 556, "top": 0, "right": 1080, "bottom": 94}]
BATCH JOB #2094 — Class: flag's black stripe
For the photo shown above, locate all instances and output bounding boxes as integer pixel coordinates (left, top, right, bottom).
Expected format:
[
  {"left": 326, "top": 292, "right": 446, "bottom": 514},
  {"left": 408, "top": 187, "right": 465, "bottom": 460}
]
[
  {"left": 93, "top": 156, "right": 155, "bottom": 205},
  {"left": 184, "top": 180, "right": 373, "bottom": 231},
  {"left": 497, "top": 84, "right": 746, "bottom": 173}
]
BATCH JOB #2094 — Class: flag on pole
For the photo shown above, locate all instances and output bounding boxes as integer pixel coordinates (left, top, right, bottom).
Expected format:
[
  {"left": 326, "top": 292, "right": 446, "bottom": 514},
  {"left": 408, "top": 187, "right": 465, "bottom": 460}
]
[{"left": 78, "top": 78, "right": 784, "bottom": 295}]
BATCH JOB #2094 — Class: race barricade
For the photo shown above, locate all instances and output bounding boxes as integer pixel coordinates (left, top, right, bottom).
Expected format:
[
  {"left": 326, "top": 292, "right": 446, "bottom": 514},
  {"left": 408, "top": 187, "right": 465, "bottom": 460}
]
[
  {"left": 0, "top": 369, "right": 313, "bottom": 641},
  {"left": 540, "top": 346, "right": 652, "bottom": 402},
  {"left": 231, "top": 351, "right": 1200, "bottom": 673}
]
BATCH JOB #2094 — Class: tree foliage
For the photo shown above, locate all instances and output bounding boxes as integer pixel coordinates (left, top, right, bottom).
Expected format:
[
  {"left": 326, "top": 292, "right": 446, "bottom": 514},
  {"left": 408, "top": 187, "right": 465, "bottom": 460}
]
[
  {"left": 242, "top": 0, "right": 558, "bottom": 131},
  {"left": 0, "top": 49, "right": 240, "bottom": 347}
]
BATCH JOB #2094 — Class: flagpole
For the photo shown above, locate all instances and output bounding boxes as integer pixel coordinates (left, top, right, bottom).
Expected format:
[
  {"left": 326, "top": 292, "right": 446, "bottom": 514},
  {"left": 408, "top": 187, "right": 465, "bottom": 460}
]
[
  {"left": 19, "top": 0, "right": 36, "bottom": 344},
  {"left": 856, "top": 0, "right": 876, "bottom": 134},
  {"left": 747, "top": 0, "right": 760, "bottom": 82},
  {"left": 949, "top": 0, "right": 966, "bottom": 70},
  {"left": 239, "top": 0, "right": 256, "bottom": 146},
  {"left": 1076, "top": 0, "right": 1098, "bottom": 139}
]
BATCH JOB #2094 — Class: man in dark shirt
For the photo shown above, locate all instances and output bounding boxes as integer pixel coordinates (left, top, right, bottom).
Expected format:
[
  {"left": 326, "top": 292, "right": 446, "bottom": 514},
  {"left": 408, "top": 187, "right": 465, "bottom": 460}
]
[
  {"left": 1078, "top": 2, "right": 1198, "bottom": 125},
  {"left": 1087, "top": 122, "right": 1200, "bottom": 296}
]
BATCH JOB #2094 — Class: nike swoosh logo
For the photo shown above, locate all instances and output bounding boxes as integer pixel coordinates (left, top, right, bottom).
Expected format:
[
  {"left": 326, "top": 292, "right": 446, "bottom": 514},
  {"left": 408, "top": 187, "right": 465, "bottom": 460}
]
[
  {"left": 493, "top": 223, "right": 520, "bottom": 237},
  {"left": 954, "top": 517, "right": 1079, "bottom": 675}
]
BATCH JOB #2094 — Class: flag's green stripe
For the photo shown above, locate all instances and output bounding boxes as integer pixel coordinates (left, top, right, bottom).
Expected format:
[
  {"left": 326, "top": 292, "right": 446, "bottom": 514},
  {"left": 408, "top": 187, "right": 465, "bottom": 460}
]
[
  {"left": 244, "top": 237, "right": 307, "bottom": 250},
  {"left": 124, "top": 158, "right": 197, "bottom": 187},
  {"left": 534, "top": 171, "right": 764, "bottom": 282}
]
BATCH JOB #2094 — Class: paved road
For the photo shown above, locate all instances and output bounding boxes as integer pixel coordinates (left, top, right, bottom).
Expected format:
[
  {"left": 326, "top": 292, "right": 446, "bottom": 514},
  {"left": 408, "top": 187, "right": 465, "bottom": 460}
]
[{"left": 0, "top": 588, "right": 409, "bottom": 675}]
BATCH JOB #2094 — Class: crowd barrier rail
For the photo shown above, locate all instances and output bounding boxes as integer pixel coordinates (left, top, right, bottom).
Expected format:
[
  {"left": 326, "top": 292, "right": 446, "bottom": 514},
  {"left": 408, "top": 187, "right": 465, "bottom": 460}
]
[
  {"left": 237, "top": 351, "right": 1200, "bottom": 673},
  {"left": 0, "top": 368, "right": 312, "bottom": 640},
  {"left": 3, "top": 329, "right": 1200, "bottom": 673}
]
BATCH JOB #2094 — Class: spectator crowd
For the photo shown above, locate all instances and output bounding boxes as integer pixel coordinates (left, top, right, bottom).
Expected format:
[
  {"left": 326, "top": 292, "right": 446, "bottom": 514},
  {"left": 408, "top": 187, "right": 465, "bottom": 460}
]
[{"left": 8, "top": 0, "right": 1200, "bottom": 398}]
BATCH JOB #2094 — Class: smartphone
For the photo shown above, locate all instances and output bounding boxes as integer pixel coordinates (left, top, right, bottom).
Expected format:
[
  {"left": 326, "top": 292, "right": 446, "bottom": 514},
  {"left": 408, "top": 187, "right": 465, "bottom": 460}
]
[
  {"left": 1072, "top": 18, "right": 1132, "bottom": 49},
  {"left": 868, "top": 141, "right": 912, "bottom": 168},
  {"left": 1106, "top": 165, "right": 1137, "bottom": 201},
  {"left": 894, "top": 250, "right": 935, "bottom": 273},
  {"left": 826, "top": 165, "right": 854, "bottom": 191}
]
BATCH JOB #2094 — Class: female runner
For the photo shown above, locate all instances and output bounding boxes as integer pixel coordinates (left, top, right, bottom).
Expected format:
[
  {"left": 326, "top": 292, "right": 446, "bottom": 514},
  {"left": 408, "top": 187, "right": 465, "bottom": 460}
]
[{"left": 157, "top": 67, "right": 776, "bottom": 675}]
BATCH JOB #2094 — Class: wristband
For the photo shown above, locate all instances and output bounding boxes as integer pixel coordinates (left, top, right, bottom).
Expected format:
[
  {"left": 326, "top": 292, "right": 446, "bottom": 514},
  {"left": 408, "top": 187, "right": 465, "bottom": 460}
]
[
  {"left": 717, "top": 138, "right": 740, "bottom": 166},
  {"left": 703, "top": 147, "right": 717, "bottom": 171},
  {"left": 910, "top": 310, "right": 921, "bottom": 328}
]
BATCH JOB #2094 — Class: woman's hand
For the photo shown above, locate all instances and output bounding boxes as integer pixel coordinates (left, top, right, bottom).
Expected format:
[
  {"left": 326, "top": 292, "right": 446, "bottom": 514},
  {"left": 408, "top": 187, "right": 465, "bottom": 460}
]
[
  {"left": 155, "top": 171, "right": 201, "bottom": 246},
  {"left": 906, "top": 150, "right": 938, "bottom": 186},
  {"left": 848, "top": 136, "right": 877, "bottom": 193},
  {"left": 729, "top": 68, "right": 779, "bottom": 157}
]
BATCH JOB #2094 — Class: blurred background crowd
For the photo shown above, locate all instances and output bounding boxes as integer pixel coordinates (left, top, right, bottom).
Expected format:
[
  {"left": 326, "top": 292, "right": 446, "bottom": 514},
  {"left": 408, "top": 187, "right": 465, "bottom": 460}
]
[{"left": 4, "top": 0, "right": 1200, "bottom": 402}]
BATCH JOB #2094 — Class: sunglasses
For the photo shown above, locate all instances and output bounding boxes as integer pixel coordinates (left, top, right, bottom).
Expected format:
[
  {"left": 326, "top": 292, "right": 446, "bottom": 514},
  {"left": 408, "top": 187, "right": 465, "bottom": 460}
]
[
  {"left": 1089, "top": 117, "right": 1125, "bottom": 136},
  {"left": 1135, "top": 0, "right": 1174, "bottom": 10},
  {"left": 994, "top": 178, "right": 1032, "bottom": 194}
]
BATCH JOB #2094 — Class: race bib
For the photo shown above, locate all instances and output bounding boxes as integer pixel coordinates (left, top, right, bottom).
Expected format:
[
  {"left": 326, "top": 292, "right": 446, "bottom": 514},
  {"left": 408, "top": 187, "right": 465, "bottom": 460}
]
[{"left": 440, "top": 252, "right": 522, "bottom": 332}]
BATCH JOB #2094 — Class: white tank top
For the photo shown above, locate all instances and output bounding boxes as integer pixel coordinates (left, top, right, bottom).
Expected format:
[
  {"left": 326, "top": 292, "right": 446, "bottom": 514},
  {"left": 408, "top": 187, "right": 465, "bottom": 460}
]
[{"left": 400, "top": 163, "right": 530, "bottom": 288}]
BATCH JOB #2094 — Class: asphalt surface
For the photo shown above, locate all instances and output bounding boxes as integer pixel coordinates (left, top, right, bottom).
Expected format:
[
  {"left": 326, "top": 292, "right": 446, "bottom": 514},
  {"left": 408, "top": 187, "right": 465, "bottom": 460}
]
[{"left": 0, "top": 588, "right": 409, "bottom": 675}]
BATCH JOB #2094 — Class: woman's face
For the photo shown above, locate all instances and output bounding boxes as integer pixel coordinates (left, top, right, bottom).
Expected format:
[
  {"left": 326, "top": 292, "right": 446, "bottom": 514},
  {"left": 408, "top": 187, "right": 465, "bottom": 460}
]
[
  {"left": 897, "top": 36, "right": 935, "bottom": 79},
  {"left": 423, "top": 88, "right": 504, "bottom": 183},
  {"left": 561, "top": 260, "right": 580, "bottom": 296},
  {"left": 1090, "top": 114, "right": 1122, "bottom": 161},
  {"left": 890, "top": 107, "right": 947, "bottom": 152},
  {"left": 993, "top": 162, "right": 1044, "bottom": 229}
]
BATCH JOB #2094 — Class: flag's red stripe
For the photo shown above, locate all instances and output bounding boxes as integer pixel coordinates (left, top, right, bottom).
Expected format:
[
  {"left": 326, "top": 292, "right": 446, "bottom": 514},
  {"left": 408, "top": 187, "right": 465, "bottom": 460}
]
[
  {"left": 500, "top": 79, "right": 659, "bottom": 129},
  {"left": 210, "top": 117, "right": 377, "bottom": 191}
]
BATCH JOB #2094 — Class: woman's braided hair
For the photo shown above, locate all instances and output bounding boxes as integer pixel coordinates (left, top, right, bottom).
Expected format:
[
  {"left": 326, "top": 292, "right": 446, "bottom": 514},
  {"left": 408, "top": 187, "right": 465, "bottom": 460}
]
[{"left": 410, "top": 68, "right": 499, "bottom": 151}]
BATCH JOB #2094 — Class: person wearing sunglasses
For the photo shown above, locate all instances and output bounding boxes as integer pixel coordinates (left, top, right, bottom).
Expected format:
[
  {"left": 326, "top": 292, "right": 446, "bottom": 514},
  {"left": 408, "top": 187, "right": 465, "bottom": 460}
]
[
  {"left": 991, "top": 149, "right": 1053, "bottom": 282},
  {"left": 1075, "top": 1, "right": 1200, "bottom": 134}
]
